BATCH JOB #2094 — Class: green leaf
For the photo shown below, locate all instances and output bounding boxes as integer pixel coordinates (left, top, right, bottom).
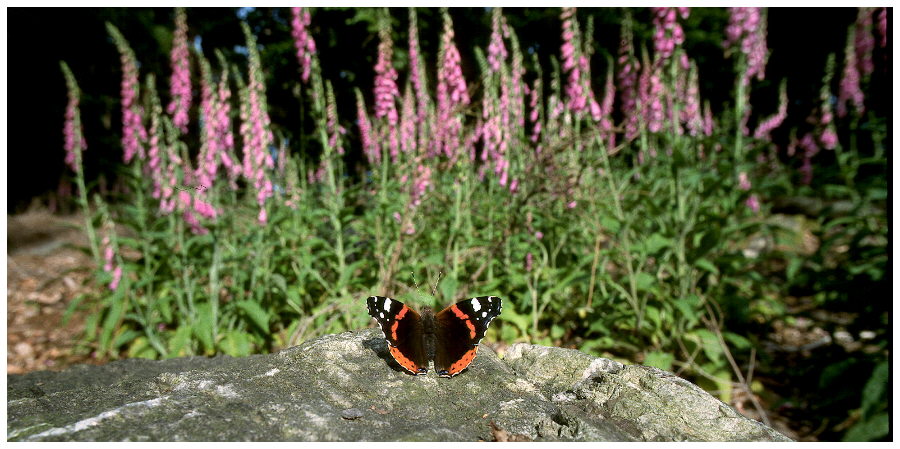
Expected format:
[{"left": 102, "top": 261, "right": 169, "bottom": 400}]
[
  {"left": 694, "top": 259, "right": 719, "bottom": 275},
  {"left": 600, "top": 216, "right": 621, "bottom": 234},
  {"left": 589, "top": 319, "right": 608, "bottom": 335},
  {"left": 193, "top": 303, "right": 215, "bottom": 353},
  {"left": 62, "top": 293, "right": 87, "bottom": 325},
  {"left": 786, "top": 257, "right": 803, "bottom": 283},
  {"left": 219, "top": 331, "right": 253, "bottom": 357},
  {"left": 439, "top": 276, "right": 459, "bottom": 302},
  {"left": 843, "top": 413, "right": 889, "bottom": 442},
  {"left": 168, "top": 325, "right": 193, "bottom": 357},
  {"left": 271, "top": 274, "right": 287, "bottom": 294},
  {"left": 723, "top": 331, "right": 752, "bottom": 350},
  {"left": 674, "top": 294, "right": 701, "bottom": 324},
  {"left": 644, "top": 351, "right": 674, "bottom": 371},
  {"left": 634, "top": 272, "right": 656, "bottom": 292},
  {"left": 550, "top": 325, "right": 565, "bottom": 339},
  {"left": 237, "top": 300, "right": 270, "bottom": 333},
  {"left": 644, "top": 233, "right": 672, "bottom": 255},
  {"left": 689, "top": 329, "right": 723, "bottom": 362},
  {"left": 860, "top": 361, "right": 888, "bottom": 418},
  {"left": 112, "top": 328, "right": 141, "bottom": 351},
  {"left": 99, "top": 289, "right": 126, "bottom": 354},
  {"left": 128, "top": 336, "right": 158, "bottom": 359}
]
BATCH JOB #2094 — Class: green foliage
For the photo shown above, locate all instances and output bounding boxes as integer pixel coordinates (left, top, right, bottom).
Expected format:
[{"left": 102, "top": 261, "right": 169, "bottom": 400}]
[{"left": 842, "top": 361, "right": 889, "bottom": 441}]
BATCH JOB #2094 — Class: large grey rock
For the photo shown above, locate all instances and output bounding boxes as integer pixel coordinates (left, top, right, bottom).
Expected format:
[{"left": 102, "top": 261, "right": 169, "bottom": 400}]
[{"left": 7, "top": 329, "right": 791, "bottom": 441}]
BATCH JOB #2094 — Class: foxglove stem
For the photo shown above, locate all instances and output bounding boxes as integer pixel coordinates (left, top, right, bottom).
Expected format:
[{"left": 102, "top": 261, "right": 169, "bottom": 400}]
[{"left": 61, "top": 61, "right": 100, "bottom": 263}]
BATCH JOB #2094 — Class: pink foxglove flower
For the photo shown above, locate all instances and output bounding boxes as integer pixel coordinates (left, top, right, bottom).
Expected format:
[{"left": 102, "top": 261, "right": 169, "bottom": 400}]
[
  {"left": 528, "top": 76, "right": 542, "bottom": 149},
  {"left": 410, "top": 163, "right": 432, "bottom": 208},
  {"left": 651, "top": 7, "right": 688, "bottom": 61},
  {"left": 640, "top": 62, "right": 665, "bottom": 133},
  {"left": 738, "top": 172, "right": 752, "bottom": 191},
  {"left": 745, "top": 194, "right": 760, "bottom": 213},
  {"left": 147, "top": 81, "right": 164, "bottom": 200},
  {"left": 408, "top": 8, "right": 429, "bottom": 127},
  {"left": 682, "top": 62, "right": 704, "bottom": 137},
  {"left": 373, "top": 20, "right": 400, "bottom": 161},
  {"left": 101, "top": 233, "right": 123, "bottom": 291},
  {"left": 702, "top": 102, "right": 714, "bottom": 137},
  {"left": 487, "top": 8, "right": 508, "bottom": 73},
  {"left": 400, "top": 87, "right": 416, "bottom": 154},
  {"left": 61, "top": 62, "right": 87, "bottom": 172},
  {"left": 816, "top": 54, "right": 839, "bottom": 151},
  {"left": 240, "top": 24, "right": 275, "bottom": 224},
  {"left": 107, "top": 24, "right": 147, "bottom": 163},
  {"left": 617, "top": 21, "right": 641, "bottom": 141},
  {"left": 854, "top": 8, "right": 875, "bottom": 77},
  {"left": 838, "top": 27, "right": 865, "bottom": 119},
  {"left": 291, "top": 7, "right": 317, "bottom": 83},
  {"left": 356, "top": 89, "right": 379, "bottom": 165},
  {"left": 559, "top": 8, "right": 599, "bottom": 119},
  {"left": 798, "top": 132, "right": 820, "bottom": 185},
  {"left": 753, "top": 81, "right": 788, "bottom": 140},
  {"left": 435, "top": 10, "right": 469, "bottom": 159},
  {"left": 724, "top": 7, "right": 768, "bottom": 86},
  {"left": 167, "top": 8, "right": 191, "bottom": 133}
]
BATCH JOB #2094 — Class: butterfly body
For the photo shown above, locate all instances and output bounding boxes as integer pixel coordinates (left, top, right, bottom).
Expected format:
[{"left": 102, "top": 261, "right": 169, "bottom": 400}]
[{"left": 366, "top": 296, "right": 502, "bottom": 378}]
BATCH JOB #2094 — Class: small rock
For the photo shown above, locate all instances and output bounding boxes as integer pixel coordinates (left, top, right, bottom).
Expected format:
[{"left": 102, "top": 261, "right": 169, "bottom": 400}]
[
  {"left": 63, "top": 276, "right": 78, "bottom": 290},
  {"left": 341, "top": 408, "right": 364, "bottom": 420},
  {"left": 15, "top": 342, "right": 34, "bottom": 357}
]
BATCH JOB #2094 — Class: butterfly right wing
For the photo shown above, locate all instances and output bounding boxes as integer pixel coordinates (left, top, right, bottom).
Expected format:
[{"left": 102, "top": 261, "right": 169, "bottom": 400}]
[{"left": 366, "top": 296, "right": 428, "bottom": 375}]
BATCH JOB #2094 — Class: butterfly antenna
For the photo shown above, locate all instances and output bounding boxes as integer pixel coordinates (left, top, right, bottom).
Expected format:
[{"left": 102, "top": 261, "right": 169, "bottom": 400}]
[
  {"left": 431, "top": 270, "right": 443, "bottom": 298},
  {"left": 411, "top": 271, "right": 419, "bottom": 292}
]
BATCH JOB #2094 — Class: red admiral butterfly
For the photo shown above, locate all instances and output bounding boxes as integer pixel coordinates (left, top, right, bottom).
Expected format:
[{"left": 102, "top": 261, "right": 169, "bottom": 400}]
[{"left": 366, "top": 295, "right": 502, "bottom": 377}]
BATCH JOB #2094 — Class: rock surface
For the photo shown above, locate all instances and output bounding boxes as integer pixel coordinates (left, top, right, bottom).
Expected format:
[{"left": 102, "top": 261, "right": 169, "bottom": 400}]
[{"left": 6, "top": 329, "right": 791, "bottom": 441}]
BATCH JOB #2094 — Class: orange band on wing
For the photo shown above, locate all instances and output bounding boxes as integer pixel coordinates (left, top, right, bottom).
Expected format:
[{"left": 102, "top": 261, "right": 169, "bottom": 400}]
[
  {"left": 450, "top": 304, "right": 477, "bottom": 339},
  {"left": 389, "top": 345, "right": 420, "bottom": 374},
  {"left": 389, "top": 305, "right": 410, "bottom": 340},
  {"left": 447, "top": 347, "right": 479, "bottom": 375}
]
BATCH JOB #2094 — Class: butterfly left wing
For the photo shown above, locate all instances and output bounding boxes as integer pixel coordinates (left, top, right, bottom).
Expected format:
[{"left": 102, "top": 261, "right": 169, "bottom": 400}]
[
  {"left": 434, "top": 296, "right": 502, "bottom": 377},
  {"left": 366, "top": 295, "right": 428, "bottom": 375}
]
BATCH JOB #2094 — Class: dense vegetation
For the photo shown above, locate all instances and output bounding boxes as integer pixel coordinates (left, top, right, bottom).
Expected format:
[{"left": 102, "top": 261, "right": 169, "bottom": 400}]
[{"left": 53, "top": 7, "right": 888, "bottom": 441}]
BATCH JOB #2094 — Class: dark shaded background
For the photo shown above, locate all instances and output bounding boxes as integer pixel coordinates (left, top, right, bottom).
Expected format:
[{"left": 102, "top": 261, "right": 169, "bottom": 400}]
[{"left": 7, "top": 7, "right": 879, "bottom": 212}]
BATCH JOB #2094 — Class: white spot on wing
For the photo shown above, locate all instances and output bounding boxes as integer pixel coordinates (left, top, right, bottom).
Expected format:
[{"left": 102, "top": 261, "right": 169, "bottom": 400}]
[
  {"left": 482, "top": 311, "right": 487, "bottom": 318},
  {"left": 383, "top": 297, "right": 392, "bottom": 311},
  {"left": 471, "top": 298, "right": 482, "bottom": 312},
  {"left": 379, "top": 312, "right": 384, "bottom": 319}
]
